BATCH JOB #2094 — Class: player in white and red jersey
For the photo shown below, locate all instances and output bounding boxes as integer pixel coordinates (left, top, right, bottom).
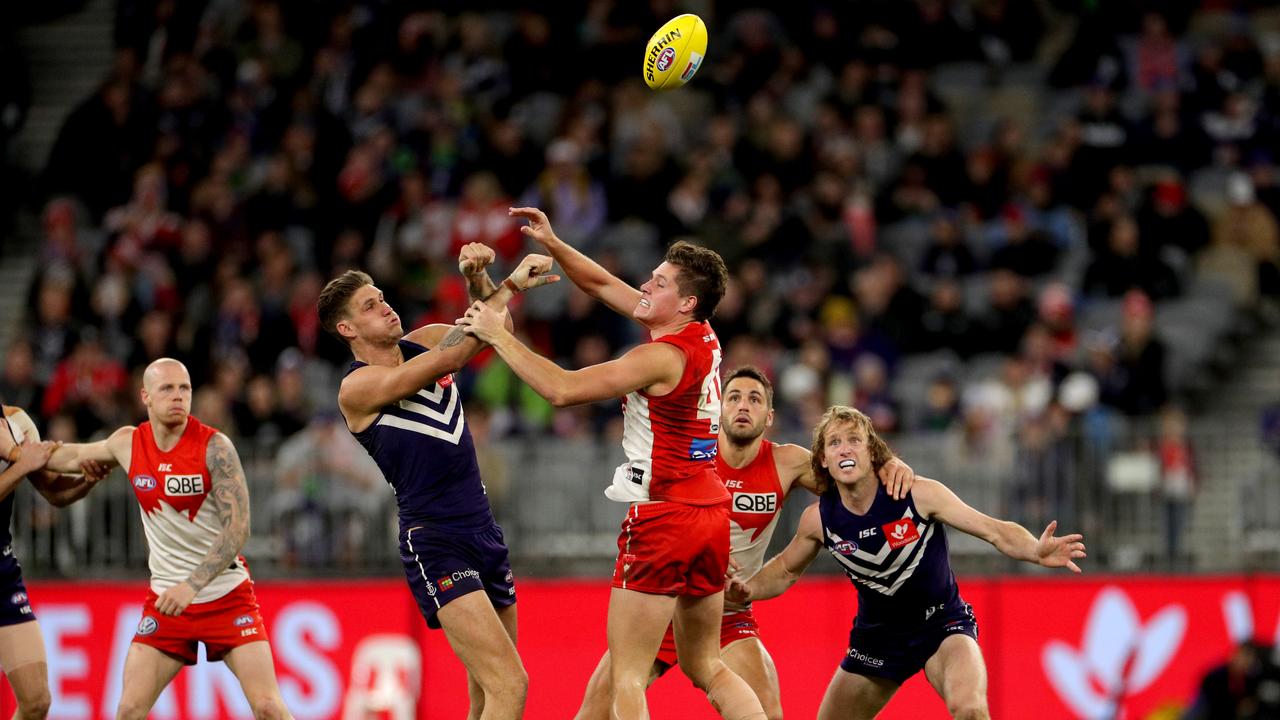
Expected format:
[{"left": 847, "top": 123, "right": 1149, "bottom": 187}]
[
  {"left": 42, "top": 359, "right": 292, "bottom": 720},
  {"left": 573, "top": 367, "right": 915, "bottom": 719},
  {"left": 459, "top": 207, "right": 766, "bottom": 720}
]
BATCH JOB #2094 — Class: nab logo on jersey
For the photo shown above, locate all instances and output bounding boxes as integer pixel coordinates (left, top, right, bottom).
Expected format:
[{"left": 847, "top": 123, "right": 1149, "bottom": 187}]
[
  {"left": 688, "top": 437, "right": 718, "bottom": 461},
  {"left": 881, "top": 519, "right": 920, "bottom": 550},
  {"left": 733, "top": 492, "right": 777, "bottom": 514},
  {"left": 165, "top": 474, "right": 205, "bottom": 496}
]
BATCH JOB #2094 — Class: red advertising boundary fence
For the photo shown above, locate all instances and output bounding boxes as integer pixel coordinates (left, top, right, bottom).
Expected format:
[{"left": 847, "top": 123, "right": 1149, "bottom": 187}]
[{"left": 3, "top": 575, "right": 1276, "bottom": 719}]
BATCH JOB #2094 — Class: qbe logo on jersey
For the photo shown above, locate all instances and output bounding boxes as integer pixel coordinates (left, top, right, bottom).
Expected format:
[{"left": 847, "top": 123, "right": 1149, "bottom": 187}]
[
  {"left": 165, "top": 474, "right": 205, "bottom": 496},
  {"left": 733, "top": 492, "right": 777, "bottom": 514}
]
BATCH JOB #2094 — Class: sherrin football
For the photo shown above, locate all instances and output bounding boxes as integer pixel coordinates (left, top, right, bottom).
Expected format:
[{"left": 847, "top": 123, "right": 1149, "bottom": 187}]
[{"left": 643, "top": 14, "right": 708, "bottom": 90}]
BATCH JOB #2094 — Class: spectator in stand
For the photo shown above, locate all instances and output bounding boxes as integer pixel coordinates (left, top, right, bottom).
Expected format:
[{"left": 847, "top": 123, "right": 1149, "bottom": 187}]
[
  {"left": 919, "top": 212, "right": 977, "bottom": 279},
  {"left": 41, "top": 329, "right": 129, "bottom": 437},
  {"left": 1213, "top": 173, "right": 1280, "bottom": 300},
  {"left": 272, "top": 412, "right": 385, "bottom": 568},
  {"left": 0, "top": 340, "right": 41, "bottom": 413},
  {"left": 989, "top": 204, "right": 1060, "bottom": 278},
  {"left": 1136, "top": 178, "right": 1209, "bottom": 264},
  {"left": 976, "top": 269, "right": 1036, "bottom": 355},
  {"left": 1082, "top": 215, "right": 1180, "bottom": 300},
  {"left": 1157, "top": 405, "right": 1195, "bottom": 566}
]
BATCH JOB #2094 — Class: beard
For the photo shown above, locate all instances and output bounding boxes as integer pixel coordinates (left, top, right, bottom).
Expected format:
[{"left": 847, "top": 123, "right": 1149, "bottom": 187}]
[{"left": 724, "top": 419, "right": 765, "bottom": 445}]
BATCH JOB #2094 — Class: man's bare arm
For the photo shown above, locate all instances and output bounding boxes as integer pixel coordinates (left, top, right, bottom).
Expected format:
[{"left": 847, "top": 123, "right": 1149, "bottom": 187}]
[
  {"left": 44, "top": 426, "right": 133, "bottom": 474},
  {"left": 186, "top": 433, "right": 250, "bottom": 592}
]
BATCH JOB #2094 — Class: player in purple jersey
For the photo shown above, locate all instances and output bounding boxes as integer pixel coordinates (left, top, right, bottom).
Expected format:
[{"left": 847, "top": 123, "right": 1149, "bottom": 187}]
[
  {"left": 0, "top": 404, "right": 108, "bottom": 719},
  {"left": 729, "top": 405, "right": 1086, "bottom": 720},
  {"left": 319, "top": 244, "right": 558, "bottom": 720}
]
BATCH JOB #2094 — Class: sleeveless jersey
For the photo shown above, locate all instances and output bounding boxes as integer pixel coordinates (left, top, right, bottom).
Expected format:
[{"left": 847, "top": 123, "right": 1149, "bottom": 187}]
[
  {"left": 0, "top": 407, "right": 27, "bottom": 557},
  {"left": 719, "top": 440, "right": 784, "bottom": 613},
  {"left": 819, "top": 484, "right": 960, "bottom": 630},
  {"left": 346, "top": 339, "right": 493, "bottom": 530},
  {"left": 607, "top": 322, "right": 728, "bottom": 506},
  {"left": 128, "top": 416, "right": 250, "bottom": 603}
]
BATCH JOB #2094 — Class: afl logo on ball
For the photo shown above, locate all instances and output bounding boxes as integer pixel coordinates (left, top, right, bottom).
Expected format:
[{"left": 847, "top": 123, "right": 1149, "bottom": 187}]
[
  {"left": 137, "top": 617, "right": 159, "bottom": 636},
  {"left": 657, "top": 46, "right": 676, "bottom": 72},
  {"left": 133, "top": 475, "right": 156, "bottom": 491}
]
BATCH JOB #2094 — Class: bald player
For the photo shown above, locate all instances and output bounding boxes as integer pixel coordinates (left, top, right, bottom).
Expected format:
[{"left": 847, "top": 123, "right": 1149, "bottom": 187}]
[
  {"left": 42, "top": 359, "right": 292, "bottom": 720},
  {"left": 574, "top": 367, "right": 914, "bottom": 719}
]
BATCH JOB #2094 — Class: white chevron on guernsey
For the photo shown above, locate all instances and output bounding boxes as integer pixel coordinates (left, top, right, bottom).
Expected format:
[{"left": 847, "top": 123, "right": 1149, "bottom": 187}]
[
  {"left": 829, "top": 523, "right": 935, "bottom": 596},
  {"left": 415, "top": 383, "right": 446, "bottom": 404},
  {"left": 377, "top": 409, "right": 467, "bottom": 445},
  {"left": 826, "top": 519, "right": 936, "bottom": 596},
  {"left": 398, "top": 381, "right": 458, "bottom": 424}
]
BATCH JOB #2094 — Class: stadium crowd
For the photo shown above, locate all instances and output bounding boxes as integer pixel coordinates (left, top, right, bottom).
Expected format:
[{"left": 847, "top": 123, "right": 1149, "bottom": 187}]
[{"left": 10, "top": 0, "right": 1280, "bottom": 567}]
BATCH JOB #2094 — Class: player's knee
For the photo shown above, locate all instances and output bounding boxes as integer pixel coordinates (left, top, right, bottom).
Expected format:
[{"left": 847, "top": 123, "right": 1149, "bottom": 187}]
[
  {"left": 946, "top": 694, "right": 988, "bottom": 720},
  {"left": 682, "top": 657, "right": 724, "bottom": 693},
  {"left": 17, "top": 689, "right": 51, "bottom": 720},
  {"left": 115, "top": 699, "right": 149, "bottom": 720},
  {"left": 247, "top": 693, "right": 290, "bottom": 720},
  {"left": 758, "top": 689, "right": 783, "bottom": 720},
  {"left": 488, "top": 662, "right": 528, "bottom": 704}
]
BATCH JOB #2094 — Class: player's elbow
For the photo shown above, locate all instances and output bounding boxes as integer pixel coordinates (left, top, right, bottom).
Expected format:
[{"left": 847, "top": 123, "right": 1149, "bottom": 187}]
[{"left": 547, "top": 389, "right": 576, "bottom": 408}]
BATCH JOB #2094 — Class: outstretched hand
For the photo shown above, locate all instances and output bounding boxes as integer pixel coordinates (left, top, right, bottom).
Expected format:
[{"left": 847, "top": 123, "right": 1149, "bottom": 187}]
[
  {"left": 508, "top": 254, "right": 561, "bottom": 292},
  {"left": 509, "top": 207, "right": 559, "bottom": 249},
  {"left": 1037, "top": 520, "right": 1087, "bottom": 573}
]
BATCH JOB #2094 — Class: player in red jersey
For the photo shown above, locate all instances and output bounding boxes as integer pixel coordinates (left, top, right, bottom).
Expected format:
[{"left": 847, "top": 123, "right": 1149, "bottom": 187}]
[
  {"left": 573, "top": 367, "right": 915, "bottom": 719},
  {"left": 459, "top": 207, "right": 766, "bottom": 720},
  {"left": 41, "top": 359, "right": 292, "bottom": 720}
]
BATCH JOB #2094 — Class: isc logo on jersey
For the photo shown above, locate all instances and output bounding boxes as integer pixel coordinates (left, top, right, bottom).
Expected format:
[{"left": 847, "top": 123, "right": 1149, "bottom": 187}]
[
  {"left": 733, "top": 492, "right": 776, "bottom": 514},
  {"left": 165, "top": 474, "right": 205, "bottom": 496}
]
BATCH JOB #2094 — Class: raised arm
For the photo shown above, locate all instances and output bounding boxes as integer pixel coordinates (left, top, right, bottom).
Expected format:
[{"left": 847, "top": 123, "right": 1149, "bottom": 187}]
[
  {"left": 728, "top": 502, "right": 825, "bottom": 604},
  {"left": 458, "top": 304, "right": 682, "bottom": 407},
  {"left": 155, "top": 432, "right": 250, "bottom": 616},
  {"left": 912, "top": 477, "right": 1087, "bottom": 573},
  {"left": 509, "top": 207, "right": 642, "bottom": 318},
  {"left": 343, "top": 254, "right": 559, "bottom": 422}
]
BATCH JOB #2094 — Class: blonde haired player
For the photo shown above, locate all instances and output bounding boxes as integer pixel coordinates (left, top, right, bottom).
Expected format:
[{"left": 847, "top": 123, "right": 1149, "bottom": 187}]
[
  {"left": 0, "top": 404, "right": 107, "bottom": 719},
  {"left": 574, "top": 368, "right": 915, "bottom": 719},
  {"left": 41, "top": 359, "right": 292, "bottom": 720},
  {"left": 729, "top": 406, "right": 1086, "bottom": 720}
]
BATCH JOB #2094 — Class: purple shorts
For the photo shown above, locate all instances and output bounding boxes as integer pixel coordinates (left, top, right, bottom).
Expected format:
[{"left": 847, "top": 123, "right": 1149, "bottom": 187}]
[{"left": 399, "top": 523, "right": 516, "bottom": 629}]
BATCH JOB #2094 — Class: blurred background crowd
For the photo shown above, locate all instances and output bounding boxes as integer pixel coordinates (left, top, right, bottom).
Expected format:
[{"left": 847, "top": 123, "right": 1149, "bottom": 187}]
[{"left": 2, "top": 0, "right": 1280, "bottom": 582}]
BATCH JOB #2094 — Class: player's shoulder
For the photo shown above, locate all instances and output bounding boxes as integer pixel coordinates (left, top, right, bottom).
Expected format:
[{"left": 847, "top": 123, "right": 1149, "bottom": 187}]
[{"left": 771, "top": 442, "right": 813, "bottom": 485}]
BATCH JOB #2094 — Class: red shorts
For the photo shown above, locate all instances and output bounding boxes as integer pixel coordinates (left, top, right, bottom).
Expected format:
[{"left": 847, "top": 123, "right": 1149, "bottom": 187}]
[
  {"left": 134, "top": 580, "right": 268, "bottom": 665},
  {"left": 655, "top": 609, "right": 761, "bottom": 667},
  {"left": 612, "top": 501, "right": 729, "bottom": 597}
]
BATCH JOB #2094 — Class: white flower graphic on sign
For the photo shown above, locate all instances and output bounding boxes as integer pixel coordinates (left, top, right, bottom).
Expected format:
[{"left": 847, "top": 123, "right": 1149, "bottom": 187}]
[{"left": 1042, "top": 587, "right": 1186, "bottom": 719}]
